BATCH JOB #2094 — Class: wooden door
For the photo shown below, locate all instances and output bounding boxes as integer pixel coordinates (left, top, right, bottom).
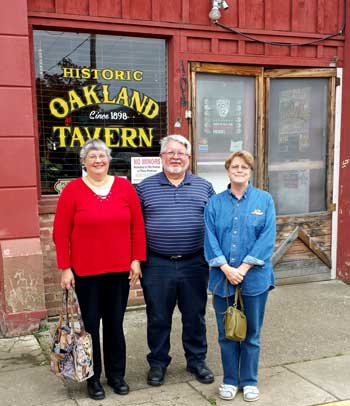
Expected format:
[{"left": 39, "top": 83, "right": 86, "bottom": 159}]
[
  {"left": 265, "top": 69, "right": 337, "bottom": 283},
  {"left": 191, "top": 63, "right": 337, "bottom": 284}
]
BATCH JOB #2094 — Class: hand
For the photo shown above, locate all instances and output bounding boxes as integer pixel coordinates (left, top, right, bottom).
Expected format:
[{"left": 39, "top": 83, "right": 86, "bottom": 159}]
[
  {"left": 61, "top": 268, "right": 75, "bottom": 289},
  {"left": 221, "top": 264, "right": 245, "bottom": 285},
  {"left": 129, "top": 260, "right": 142, "bottom": 288}
]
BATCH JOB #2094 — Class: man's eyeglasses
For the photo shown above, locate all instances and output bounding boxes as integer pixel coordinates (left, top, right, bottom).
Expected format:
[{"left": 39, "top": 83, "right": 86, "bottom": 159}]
[{"left": 161, "top": 151, "right": 189, "bottom": 158}]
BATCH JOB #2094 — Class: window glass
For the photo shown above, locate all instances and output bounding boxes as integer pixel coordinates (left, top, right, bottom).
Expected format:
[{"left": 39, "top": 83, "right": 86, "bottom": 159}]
[
  {"left": 195, "top": 73, "right": 255, "bottom": 192},
  {"left": 268, "top": 78, "right": 328, "bottom": 215},
  {"left": 33, "top": 31, "right": 167, "bottom": 194}
]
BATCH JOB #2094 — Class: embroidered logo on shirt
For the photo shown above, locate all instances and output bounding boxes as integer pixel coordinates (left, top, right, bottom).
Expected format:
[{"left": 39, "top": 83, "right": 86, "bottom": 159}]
[{"left": 251, "top": 209, "right": 264, "bottom": 216}]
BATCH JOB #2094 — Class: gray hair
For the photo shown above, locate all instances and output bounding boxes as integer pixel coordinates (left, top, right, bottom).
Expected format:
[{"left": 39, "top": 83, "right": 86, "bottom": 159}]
[
  {"left": 80, "top": 139, "right": 112, "bottom": 164},
  {"left": 160, "top": 134, "right": 191, "bottom": 155}
]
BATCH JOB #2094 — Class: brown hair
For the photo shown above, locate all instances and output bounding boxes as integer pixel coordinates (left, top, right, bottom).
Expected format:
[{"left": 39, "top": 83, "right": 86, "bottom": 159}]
[{"left": 224, "top": 150, "right": 254, "bottom": 170}]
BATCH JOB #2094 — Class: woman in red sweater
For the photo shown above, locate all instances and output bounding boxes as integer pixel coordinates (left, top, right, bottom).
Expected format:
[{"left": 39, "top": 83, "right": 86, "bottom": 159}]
[{"left": 53, "top": 139, "right": 146, "bottom": 400}]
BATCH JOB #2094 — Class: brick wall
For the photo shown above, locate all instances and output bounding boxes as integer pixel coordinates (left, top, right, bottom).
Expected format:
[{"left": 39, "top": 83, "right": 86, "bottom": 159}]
[{"left": 39, "top": 213, "right": 145, "bottom": 317}]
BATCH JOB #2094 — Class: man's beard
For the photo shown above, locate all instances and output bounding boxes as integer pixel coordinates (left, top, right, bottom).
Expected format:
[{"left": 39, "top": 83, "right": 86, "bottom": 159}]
[{"left": 164, "top": 162, "right": 189, "bottom": 174}]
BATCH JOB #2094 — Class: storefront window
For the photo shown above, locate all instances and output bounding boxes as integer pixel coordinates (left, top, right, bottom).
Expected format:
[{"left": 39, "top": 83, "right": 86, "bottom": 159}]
[
  {"left": 33, "top": 31, "right": 167, "bottom": 194},
  {"left": 268, "top": 78, "right": 328, "bottom": 215}
]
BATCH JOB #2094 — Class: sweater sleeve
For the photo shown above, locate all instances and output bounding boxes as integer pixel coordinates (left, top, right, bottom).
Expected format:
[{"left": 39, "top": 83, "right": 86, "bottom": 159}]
[
  {"left": 52, "top": 182, "right": 76, "bottom": 270},
  {"left": 127, "top": 181, "right": 147, "bottom": 261}
]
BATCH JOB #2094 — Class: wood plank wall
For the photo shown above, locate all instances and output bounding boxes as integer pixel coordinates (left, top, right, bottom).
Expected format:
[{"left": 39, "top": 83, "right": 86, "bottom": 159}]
[
  {"left": 28, "top": 0, "right": 345, "bottom": 67},
  {"left": 28, "top": 0, "right": 342, "bottom": 34}
]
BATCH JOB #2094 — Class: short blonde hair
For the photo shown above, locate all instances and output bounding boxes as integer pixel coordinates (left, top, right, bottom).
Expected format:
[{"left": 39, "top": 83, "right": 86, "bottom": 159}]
[{"left": 224, "top": 150, "right": 254, "bottom": 170}]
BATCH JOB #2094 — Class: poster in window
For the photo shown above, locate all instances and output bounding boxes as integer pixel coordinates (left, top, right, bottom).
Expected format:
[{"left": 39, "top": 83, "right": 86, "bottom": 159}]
[
  {"left": 275, "top": 169, "right": 310, "bottom": 215},
  {"left": 200, "top": 97, "right": 243, "bottom": 153},
  {"left": 278, "top": 87, "right": 311, "bottom": 155}
]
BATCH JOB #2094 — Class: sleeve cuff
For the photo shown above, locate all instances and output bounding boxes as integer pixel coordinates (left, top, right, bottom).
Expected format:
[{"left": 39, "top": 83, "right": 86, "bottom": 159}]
[
  {"left": 243, "top": 255, "right": 264, "bottom": 266},
  {"left": 208, "top": 255, "right": 227, "bottom": 268}
]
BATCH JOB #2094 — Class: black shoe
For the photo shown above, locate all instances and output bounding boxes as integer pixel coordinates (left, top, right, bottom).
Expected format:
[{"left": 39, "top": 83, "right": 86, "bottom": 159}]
[
  {"left": 107, "top": 377, "right": 129, "bottom": 395},
  {"left": 87, "top": 380, "right": 105, "bottom": 400},
  {"left": 186, "top": 364, "right": 214, "bottom": 384},
  {"left": 147, "top": 366, "right": 166, "bottom": 386}
]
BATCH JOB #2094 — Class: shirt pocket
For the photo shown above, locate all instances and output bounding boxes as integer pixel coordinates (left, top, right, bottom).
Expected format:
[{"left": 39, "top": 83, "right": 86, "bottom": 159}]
[{"left": 246, "top": 213, "right": 265, "bottom": 234}]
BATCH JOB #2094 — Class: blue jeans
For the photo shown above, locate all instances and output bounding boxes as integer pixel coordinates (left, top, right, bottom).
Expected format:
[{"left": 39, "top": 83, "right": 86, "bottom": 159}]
[
  {"left": 141, "top": 253, "right": 209, "bottom": 368},
  {"left": 213, "top": 290, "right": 269, "bottom": 387}
]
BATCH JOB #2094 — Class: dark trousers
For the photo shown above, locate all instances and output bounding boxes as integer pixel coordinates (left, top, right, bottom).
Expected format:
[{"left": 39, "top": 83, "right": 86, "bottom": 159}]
[
  {"left": 141, "top": 253, "right": 209, "bottom": 369},
  {"left": 74, "top": 271, "right": 130, "bottom": 381}
]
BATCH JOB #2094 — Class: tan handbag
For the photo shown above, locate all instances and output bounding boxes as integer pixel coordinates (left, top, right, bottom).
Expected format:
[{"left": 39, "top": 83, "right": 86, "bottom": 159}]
[
  {"left": 50, "top": 288, "right": 94, "bottom": 382},
  {"left": 224, "top": 280, "right": 247, "bottom": 342}
]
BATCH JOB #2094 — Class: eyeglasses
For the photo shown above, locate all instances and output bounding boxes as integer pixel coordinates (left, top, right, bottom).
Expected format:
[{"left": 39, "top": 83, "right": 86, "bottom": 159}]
[
  {"left": 86, "top": 154, "right": 108, "bottom": 161},
  {"left": 161, "top": 151, "right": 189, "bottom": 158},
  {"left": 230, "top": 164, "right": 250, "bottom": 171}
]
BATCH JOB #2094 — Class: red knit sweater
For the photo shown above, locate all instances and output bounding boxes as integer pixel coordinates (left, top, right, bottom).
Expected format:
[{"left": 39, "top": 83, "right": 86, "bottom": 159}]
[{"left": 53, "top": 177, "right": 146, "bottom": 276}]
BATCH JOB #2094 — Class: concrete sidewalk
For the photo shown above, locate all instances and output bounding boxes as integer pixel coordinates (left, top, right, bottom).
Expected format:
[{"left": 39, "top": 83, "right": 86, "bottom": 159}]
[{"left": 1, "top": 280, "right": 350, "bottom": 406}]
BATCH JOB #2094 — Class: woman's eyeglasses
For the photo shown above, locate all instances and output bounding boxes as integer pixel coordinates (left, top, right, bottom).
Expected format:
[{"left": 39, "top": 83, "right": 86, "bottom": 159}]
[
  {"left": 230, "top": 164, "right": 250, "bottom": 171},
  {"left": 86, "top": 154, "right": 108, "bottom": 161}
]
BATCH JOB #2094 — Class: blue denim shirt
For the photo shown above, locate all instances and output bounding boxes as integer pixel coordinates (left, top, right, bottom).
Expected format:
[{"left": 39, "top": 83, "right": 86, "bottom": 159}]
[{"left": 204, "top": 183, "right": 276, "bottom": 297}]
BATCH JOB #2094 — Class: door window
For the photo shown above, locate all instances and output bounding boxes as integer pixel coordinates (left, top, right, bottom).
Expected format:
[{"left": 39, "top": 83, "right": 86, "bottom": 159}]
[
  {"left": 267, "top": 78, "right": 328, "bottom": 215},
  {"left": 195, "top": 71, "right": 257, "bottom": 192}
]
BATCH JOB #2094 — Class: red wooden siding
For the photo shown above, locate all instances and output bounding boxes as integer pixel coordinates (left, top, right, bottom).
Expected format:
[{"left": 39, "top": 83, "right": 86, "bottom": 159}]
[
  {"left": 96, "top": 0, "right": 122, "bottom": 19},
  {"left": 129, "top": 0, "right": 152, "bottom": 20},
  {"left": 28, "top": 0, "right": 55, "bottom": 13},
  {"left": 266, "top": 0, "right": 292, "bottom": 31},
  {"left": 28, "top": 0, "right": 343, "bottom": 35},
  {"left": 160, "top": 0, "right": 182, "bottom": 22},
  {"left": 240, "top": 0, "right": 265, "bottom": 29}
]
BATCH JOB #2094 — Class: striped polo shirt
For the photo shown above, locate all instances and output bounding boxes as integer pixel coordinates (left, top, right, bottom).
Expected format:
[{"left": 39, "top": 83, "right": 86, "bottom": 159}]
[{"left": 136, "top": 171, "right": 215, "bottom": 255}]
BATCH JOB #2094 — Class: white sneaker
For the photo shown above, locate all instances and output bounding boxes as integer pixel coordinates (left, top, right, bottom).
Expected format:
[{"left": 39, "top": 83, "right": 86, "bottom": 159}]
[
  {"left": 218, "top": 384, "right": 238, "bottom": 400},
  {"left": 243, "top": 386, "right": 260, "bottom": 402}
]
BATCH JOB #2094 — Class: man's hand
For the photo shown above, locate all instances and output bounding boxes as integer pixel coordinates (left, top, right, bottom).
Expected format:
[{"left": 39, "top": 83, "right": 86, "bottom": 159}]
[{"left": 129, "top": 260, "right": 142, "bottom": 288}]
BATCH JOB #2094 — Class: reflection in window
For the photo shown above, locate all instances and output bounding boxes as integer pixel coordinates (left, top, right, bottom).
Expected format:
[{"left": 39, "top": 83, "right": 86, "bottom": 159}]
[
  {"left": 268, "top": 78, "right": 328, "bottom": 215},
  {"left": 34, "top": 31, "right": 167, "bottom": 194}
]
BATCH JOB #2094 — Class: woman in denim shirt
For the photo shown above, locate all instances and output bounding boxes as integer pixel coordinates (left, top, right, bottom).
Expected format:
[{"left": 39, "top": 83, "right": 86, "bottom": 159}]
[{"left": 204, "top": 151, "right": 276, "bottom": 402}]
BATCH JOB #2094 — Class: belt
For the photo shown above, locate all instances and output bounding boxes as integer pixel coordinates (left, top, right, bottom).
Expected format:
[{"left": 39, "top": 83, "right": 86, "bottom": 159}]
[{"left": 148, "top": 249, "right": 203, "bottom": 261}]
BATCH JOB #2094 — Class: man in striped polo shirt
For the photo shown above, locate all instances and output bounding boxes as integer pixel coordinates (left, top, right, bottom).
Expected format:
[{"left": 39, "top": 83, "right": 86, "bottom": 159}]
[{"left": 137, "top": 134, "right": 215, "bottom": 387}]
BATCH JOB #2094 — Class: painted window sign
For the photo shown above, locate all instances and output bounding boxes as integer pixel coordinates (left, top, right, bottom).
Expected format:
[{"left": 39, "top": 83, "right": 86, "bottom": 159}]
[{"left": 33, "top": 31, "right": 167, "bottom": 194}]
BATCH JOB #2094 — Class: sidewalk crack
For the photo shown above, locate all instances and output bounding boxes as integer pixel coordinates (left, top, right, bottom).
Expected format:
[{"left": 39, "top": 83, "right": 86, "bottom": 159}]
[{"left": 282, "top": 364, "right": 341, "bottom": 401}]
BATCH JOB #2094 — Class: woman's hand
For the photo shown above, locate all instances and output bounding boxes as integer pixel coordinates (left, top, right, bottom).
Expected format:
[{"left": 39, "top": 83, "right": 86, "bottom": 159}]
[
  {"left": 129, "top": 260, "right": 142, "bottom": 288},
  {"left": 220, "top": 264, "right": 245, "bottom": 285},
  {"left": 61, "top": 268, "right": 75, "bottom": 289}
]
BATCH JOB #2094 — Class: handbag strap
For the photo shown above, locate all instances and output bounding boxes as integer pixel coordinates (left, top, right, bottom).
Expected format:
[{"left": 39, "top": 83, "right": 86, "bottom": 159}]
[
  {"left": 60, "top": 288, "right": 87, "bottom": 333},
  {"left": 69, "top": 287, "right": 87, "bottom": 333},
  {"left": 235, "top": 285, "right": 244, "bottom": 312},
  {"left": 225, "top": 278, "right": 244, "bottom": 311}
]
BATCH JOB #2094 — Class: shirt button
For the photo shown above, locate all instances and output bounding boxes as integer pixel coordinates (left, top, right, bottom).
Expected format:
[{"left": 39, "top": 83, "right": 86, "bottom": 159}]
[
  {"left": 233, "top": 231, "right": 238, "bottom": 234},
  {"left": 232, "top": 244, "right": 236, "bottom": 248},
  {"left": 234, "top": 217, "right": 238, "bottom": 220}
]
